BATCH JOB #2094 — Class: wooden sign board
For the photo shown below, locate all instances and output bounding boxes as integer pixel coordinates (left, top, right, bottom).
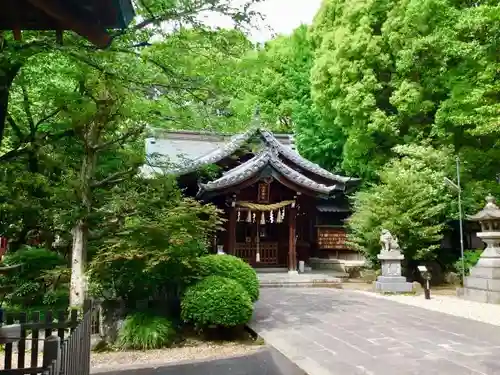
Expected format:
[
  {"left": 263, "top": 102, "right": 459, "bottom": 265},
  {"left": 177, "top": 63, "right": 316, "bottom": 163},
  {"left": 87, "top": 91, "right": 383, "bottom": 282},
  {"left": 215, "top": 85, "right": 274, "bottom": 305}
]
[
  {"left": 317, "top": 228, "right": 348, "bottom": 250},
  {"left": 258, "top": 183, "right": 270, "bottom": 203}
]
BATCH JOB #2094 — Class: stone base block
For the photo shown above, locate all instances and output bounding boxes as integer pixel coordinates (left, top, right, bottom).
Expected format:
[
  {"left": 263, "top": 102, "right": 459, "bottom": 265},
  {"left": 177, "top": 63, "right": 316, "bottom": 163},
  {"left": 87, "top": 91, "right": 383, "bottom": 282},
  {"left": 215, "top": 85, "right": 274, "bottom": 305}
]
[
  {"left": 309, "top": 257, "right": 366, "bottom": 273},
  {"left": 375, "top": 276, "right": 413, "bottom": 293},
  {"left": 462, "top": 287, "right": 500, "bottom": 304},
  {"left": 464, "top": 275, "right": 500, "bottom": 291},
  {"left": 470, "top": 266, "right": 500, "bottom": 280}
]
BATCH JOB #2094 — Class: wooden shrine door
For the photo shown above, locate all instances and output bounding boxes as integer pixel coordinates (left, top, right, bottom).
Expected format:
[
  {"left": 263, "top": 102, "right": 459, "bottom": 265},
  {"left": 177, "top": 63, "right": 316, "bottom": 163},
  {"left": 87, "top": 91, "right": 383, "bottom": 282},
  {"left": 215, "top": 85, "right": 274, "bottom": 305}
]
[{"left": 234, "top": 217, "right": 279, "bottom": 266}]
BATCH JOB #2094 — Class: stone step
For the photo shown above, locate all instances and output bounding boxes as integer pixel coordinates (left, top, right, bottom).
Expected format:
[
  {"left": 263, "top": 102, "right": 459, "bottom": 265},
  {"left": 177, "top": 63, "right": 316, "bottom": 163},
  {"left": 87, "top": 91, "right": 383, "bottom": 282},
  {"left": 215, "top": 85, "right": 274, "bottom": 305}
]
[
  {"left": 260, "top": 282, "right": 343, "bottom": 289},
  {"left": 256, "top": 268, "right": 288, "bottom": 273}
]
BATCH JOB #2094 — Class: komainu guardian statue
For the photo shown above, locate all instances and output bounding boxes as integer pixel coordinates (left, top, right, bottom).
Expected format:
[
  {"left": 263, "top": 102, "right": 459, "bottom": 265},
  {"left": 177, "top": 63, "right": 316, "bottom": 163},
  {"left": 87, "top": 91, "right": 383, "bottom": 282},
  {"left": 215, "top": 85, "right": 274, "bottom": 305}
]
[
  {"left": 376, "top": 229, "right": 412, "bottom": 293},
  {"left": 380, "top": 229, "right": 401, "bottom": 253}
]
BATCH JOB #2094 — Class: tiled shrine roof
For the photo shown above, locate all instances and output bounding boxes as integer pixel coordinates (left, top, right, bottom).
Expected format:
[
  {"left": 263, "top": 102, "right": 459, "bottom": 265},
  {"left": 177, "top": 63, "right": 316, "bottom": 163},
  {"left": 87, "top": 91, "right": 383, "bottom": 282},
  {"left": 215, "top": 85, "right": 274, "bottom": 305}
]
[
  {"left": 144, "top": 127, "right": 358, "bottom": 183},
  {"left": 198, "top": 149, "right": 343, "bottom": 198},
  {"left": 141, "top": 124, "right": 360, "bottom": 199}
]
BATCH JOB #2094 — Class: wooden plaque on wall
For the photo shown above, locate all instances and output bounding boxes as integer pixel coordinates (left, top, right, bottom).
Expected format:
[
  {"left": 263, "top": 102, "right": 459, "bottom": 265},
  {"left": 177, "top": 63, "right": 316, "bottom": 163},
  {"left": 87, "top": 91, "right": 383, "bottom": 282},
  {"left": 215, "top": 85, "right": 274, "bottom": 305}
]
[
  {"left": 258, "top": 182, "right": 270, "bottom": 203},
  {"left": 317, "top": 228, "right": 348, "bottom": 250}
]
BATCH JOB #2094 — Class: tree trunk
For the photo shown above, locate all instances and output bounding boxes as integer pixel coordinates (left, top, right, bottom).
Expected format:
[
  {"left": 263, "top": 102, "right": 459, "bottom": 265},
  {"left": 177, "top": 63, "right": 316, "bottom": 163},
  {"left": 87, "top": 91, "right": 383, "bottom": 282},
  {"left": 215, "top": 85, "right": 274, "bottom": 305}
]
[
  {"left": 0, "top": 63, "right": 21, "bottom": 147},
  {"left": 70, "top": 219, "right": 88, "bottom": 307},
  {"left": 69, "top": 128, "right": 98, "bottom": 308}
]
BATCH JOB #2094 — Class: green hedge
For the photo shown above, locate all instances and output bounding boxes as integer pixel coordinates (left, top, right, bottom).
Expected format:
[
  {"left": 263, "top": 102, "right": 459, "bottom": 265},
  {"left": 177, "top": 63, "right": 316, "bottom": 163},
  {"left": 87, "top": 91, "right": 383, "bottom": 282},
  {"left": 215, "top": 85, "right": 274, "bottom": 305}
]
[
  {"left": 181, "top": 276, "right": 253, "bottom": 328},
  {"left": 197, "top": 255, "right": 259, "bottom": 302}
]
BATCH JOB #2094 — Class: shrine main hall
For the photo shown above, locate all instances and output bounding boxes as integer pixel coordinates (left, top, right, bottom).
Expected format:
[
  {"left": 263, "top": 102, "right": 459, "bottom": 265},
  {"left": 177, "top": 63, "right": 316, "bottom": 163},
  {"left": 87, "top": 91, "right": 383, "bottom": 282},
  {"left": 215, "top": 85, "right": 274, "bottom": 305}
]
[{"left": 141, "top": 125, "right": 363, "bottom": 274}]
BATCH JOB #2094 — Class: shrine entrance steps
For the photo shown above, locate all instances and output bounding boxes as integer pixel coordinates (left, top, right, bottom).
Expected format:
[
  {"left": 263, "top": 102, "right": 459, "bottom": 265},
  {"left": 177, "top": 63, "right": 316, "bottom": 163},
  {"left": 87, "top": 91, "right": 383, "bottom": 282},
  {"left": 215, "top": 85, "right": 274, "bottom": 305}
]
[{"left": 257, "top": 270, "right": 344, "bottom": 288}]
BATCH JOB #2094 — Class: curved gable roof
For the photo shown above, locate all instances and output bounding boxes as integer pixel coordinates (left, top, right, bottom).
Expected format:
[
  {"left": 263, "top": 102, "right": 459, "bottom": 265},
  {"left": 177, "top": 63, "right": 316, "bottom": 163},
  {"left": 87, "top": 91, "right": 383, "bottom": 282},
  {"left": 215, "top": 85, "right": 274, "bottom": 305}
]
[
  {"left": 197, "top": 149, "right": 342, "bottom": 199},
  {"left": 153, "top": 127, "right": 358, "bottom": 186}
]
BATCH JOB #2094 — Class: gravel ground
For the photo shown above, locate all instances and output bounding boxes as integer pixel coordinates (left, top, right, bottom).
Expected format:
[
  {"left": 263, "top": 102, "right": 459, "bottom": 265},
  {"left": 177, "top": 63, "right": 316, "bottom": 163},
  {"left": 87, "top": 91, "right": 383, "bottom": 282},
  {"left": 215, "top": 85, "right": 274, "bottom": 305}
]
[
  {"left": 91, "top": 342, "right": 262, "bottom": 372},
  {"left": 353, "top": 289, "right": 500, "bottom": 326}
]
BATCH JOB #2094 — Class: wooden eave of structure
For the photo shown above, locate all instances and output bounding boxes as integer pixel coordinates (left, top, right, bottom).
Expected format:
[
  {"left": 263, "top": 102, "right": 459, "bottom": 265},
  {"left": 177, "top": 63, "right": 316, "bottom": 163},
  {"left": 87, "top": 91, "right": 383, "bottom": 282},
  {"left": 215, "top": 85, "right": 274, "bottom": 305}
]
[
  {"left": 316, "top": 205, "right": 350, "bottom": 213},
  {"left": 197, "top": 149, "right": 342, "bottom": 200},
  {"left": 0, "top": 0, "right": 135, "bottom": 47},
  {"left": 167, "top": 126, "right": 360, "bottom": 187}
]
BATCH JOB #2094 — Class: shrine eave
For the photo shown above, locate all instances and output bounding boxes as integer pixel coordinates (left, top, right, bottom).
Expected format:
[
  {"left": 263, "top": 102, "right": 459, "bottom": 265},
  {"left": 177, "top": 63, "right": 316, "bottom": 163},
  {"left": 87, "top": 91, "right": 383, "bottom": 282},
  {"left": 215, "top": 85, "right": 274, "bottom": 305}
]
[
  {"left": 317, "top": 205, "right": 350, "bottom": 213},
  {"left": 0, "top": 0, "right": 135, "bottom": 48},
  {"left": 259, "top": 130, "right": 357, "bottom": 185},
  {"left": 196, "top": 150, "right": 342, "bottom": 200}
]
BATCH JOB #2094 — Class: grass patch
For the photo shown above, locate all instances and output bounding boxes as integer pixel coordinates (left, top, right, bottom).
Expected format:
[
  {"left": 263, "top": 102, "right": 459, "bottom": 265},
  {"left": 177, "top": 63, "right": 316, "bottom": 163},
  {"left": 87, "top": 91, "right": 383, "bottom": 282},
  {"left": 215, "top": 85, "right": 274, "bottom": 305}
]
[{"left": 117, "top": 312, "right": 176, "bottom": 350}]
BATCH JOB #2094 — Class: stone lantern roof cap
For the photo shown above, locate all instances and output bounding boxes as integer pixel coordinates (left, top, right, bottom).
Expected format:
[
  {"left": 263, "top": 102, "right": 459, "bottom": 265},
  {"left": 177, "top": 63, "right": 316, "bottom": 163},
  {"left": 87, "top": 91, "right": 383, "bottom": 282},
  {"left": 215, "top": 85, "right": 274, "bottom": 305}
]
[{"left": 468, "top": 195, "right": 500, "bottom": 221}]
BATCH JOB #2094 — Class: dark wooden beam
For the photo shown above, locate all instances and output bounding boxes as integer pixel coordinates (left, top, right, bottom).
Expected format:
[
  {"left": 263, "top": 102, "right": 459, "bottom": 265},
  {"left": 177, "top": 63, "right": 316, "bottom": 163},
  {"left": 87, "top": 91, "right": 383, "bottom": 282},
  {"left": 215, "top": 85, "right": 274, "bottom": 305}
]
[
  {"left": 198, "top": 174, "right": 263, "bottom": 201},
  {"left": 227, "top": 204, "right": 236, "bottom": 255},
  {"left": 288, "top": 205, "right": 297, "bottom": 273},
  {"left": 27, "top": 0, "right": 111, "bottom": 47},
  {"left": 12, "top": 28, "right": 21, "bottom": 41}
]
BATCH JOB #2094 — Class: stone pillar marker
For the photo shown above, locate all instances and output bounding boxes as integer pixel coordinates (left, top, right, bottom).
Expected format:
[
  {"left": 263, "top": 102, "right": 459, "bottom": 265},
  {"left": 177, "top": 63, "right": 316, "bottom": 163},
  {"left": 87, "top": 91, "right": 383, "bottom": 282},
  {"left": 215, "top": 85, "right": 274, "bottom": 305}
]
[
  {"left": 375, "top": 229, "right": 413, "bottom": 293},
  {"left": 462, "top": 195, "right": 500, "bottom": 303}
]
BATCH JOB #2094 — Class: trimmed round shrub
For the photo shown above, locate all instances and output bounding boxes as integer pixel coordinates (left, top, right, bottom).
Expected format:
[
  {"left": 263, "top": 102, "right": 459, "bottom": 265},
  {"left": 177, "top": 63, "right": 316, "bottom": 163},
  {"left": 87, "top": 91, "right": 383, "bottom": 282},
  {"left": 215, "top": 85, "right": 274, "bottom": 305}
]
[
  {"left": 197, "top": 255, "right": 259, "bottom": 302},
  {"left": 181, "top": 276, "right": 253, "bottom": 328},
  {"left": 117, "top": 312, "right": 176, "bottom": 350}
]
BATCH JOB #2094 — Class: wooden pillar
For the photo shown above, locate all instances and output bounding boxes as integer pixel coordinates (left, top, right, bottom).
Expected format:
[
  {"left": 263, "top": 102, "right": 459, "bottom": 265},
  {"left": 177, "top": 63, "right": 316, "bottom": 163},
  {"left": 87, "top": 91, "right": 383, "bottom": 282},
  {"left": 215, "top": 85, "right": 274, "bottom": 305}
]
[
  {"left": 288, "top": 205, "right": 297, "bottom": 273},
  {"left": 227, "top": 205, "right": 236, "bottom": 255}
]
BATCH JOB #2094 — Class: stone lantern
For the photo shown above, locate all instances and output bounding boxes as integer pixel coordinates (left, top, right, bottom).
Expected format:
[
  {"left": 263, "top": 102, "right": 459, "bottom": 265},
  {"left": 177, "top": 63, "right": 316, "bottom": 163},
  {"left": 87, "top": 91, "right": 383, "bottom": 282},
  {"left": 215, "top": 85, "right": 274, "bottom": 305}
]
[{"left": 462, "top": 195, "right": 500, "bottom": 303}]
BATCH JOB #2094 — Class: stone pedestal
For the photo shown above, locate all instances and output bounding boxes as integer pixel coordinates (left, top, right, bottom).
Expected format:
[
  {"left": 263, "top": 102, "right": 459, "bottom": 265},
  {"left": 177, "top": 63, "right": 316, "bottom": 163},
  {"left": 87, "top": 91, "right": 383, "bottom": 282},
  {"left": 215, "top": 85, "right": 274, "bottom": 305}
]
[
  {"left": 375, "top": 251, "right": 412, "bottom": 293},
  {"left": 463, "top": 233, "right": 500, "bottom": 303},
  {"left": 462, "top": 195, "right": 500, "bottom": 304}
]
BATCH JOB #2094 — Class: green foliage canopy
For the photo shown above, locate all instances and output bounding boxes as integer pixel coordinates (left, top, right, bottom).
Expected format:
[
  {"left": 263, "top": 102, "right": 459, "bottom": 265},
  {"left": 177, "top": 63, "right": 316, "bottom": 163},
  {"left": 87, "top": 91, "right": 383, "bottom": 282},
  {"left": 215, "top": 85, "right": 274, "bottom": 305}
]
[
  {"left": 308, "top": 0, "right": 500, "bottom": 182},
  {"left": 88, "top": 175, "right": 223, "bottom": 305},
  {"left": 1, "top": 246, "right": 68, "bottom": 307},
  {"left": 347, "top": 145, "right": 454, "bottom": 265}
]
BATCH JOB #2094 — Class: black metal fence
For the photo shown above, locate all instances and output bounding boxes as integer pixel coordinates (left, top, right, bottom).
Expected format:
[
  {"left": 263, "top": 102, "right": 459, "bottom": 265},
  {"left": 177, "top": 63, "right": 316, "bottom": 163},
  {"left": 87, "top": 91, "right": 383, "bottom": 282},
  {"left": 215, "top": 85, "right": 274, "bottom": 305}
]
[{"left": 0, "top": 300, "right": 93, "bottom": 375}]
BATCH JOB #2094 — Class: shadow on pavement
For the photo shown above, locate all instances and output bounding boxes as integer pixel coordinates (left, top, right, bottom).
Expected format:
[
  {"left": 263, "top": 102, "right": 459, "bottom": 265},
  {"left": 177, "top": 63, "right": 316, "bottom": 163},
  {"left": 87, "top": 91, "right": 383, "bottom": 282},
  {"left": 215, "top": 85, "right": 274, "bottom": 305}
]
[{"left": 92, "top": 346, "right": 307, "bottom": 375}]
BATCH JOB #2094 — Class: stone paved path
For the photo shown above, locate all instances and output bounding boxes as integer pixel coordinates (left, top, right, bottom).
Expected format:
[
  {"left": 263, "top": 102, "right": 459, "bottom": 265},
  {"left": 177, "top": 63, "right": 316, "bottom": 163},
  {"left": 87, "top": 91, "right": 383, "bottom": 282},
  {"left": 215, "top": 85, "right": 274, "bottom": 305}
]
[{"left": 249, "top": 288, "right": 500, "bottom": 375}]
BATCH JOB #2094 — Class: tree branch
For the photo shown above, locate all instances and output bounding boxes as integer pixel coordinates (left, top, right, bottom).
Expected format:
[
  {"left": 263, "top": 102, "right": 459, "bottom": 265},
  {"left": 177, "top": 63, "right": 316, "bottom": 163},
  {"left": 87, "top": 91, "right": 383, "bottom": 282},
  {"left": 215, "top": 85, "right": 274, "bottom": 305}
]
[
  {"left": 35, "top": 106, "right": 64, "bottom": 128},
  {"left": 0, "top": 128, "right": 75, "bottom": 162},
  {"left": 44, "top": 129, "right": 75, "bottom": 141},
  {"left": 96, "top": 124, "right": 146, "bottom": 151},
  {"left": 0, "top": 147, "right": 30, "bottom": 162},
  {"left": 112, "top": 6, "right": 214, "bottom": 41},
  {"left": 21, "top": 84, "right": 35, "bottom": 134},
  {"left": 6, "top": 114, "right": 25, "bottom": 140},
  {"left": 91, "top": 168, "right": 136, "bottom": 188}
]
